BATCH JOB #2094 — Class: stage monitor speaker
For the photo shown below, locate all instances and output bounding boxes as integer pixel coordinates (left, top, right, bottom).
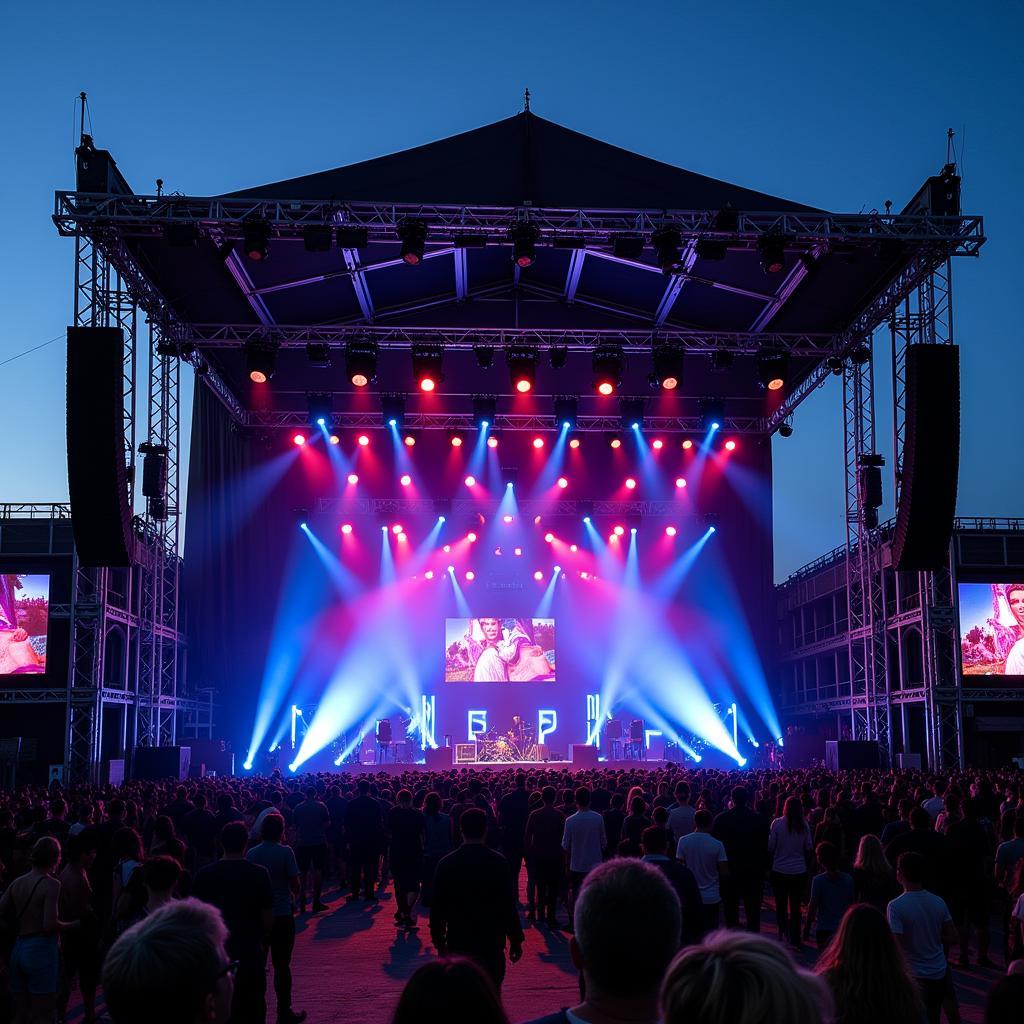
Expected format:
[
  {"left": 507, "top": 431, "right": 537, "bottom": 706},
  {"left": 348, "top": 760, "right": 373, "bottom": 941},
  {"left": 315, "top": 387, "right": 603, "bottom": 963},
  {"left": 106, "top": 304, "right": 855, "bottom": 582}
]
[
  {"left": 629, "top": 719, "right": 645, "bottom": 742},
  {"left": 892, "top": 345, "right": 960, "bottom": 571},
  {"left": 605, "top": 720, "right": 622, "bottom": 741},
  {"left": 824, "top": 740, "right": 880, "bottom": 772},
  {"left": 425, "top": 746, "right": 453, "bottom": 769},
  {"left": 132, "top": 745, "right": 192, "bottom": 781},
  {"left": 571, "top": 744, "right": 600, "bottom": 768},
  {"left": 647, "top": 735, "right": 666, "bottom": 760},
  {"left": 376, "top": 719, "right": 392, "bottom": 744},
  {"left": 67, "top": 327, "right": 135, "bottom": 566}
]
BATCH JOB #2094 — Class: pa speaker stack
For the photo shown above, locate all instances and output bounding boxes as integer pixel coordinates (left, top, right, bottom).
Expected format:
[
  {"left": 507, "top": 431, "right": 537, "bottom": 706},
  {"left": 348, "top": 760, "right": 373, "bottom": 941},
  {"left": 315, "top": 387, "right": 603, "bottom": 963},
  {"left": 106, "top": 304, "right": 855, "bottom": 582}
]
[
  {"left": 892, "top": 345, "right": 960, "bottom": 572},
  {"left": 66, "top": 327, "right": 136, "bottom": 566}
]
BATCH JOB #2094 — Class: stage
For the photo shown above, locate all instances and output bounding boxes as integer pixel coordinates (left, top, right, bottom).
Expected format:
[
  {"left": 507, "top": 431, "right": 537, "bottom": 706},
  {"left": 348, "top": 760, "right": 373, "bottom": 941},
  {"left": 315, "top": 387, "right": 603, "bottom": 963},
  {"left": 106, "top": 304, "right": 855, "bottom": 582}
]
[{"left": 329, "top": 758, "right": 673, "bottom": 775}]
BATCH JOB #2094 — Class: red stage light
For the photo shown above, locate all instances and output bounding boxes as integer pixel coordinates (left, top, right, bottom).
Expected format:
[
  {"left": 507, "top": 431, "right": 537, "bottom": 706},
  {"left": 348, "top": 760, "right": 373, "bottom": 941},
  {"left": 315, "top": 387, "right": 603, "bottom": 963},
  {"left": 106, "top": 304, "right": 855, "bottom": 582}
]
[
  {"left": 532, "top": 436, "right": 545, "bottom": 449},
  {"left": 397, "top": 532, "right": 408, "bottom": 543},
  {"left": 625, "top": 477, "right": 637, "bottom": 490},
  {"left": 400, "top": 474, "right": 412, "bottom": 487},
  {"left": 767, "top": 377, "right": 784, "bottom": 392},
  {"left": 682, "top": 439, "right": 694, "bottom": 450},
  {"left": 425, "top": 570, "right": 434, "bottom": 580},
  {"left": 514, "top": 547, "right": 522, "bottom": 557},
  {"left": 464, "top": 475, "right": 476, "bottom": 488},
  {"left": 341, "top": 523, "right": 353, "bottom": 535},
  {"left": 292, "top": 434, "right": 306, "bottom": 446},
  {"left": 351, "top": 371, "right": 369, "bottom": 388},
  {"left": 557, "top": 477, "right": 568, "bottom": 489},
  {"left": 347, "top": 473, "right": 359, "bottom": 485},
  {"left": 652, "top": 439, "right": 664, "bottom": 451},
  {"left": 569, "top": 438, "right": 581, "bottom": 449},
  {"left": 675, "top": 477, "right": 687, "bottom": 489},
  {"left": 570, "top": 544, "right": 578, "bottom": 553},
  {"left": 544, "top": 532, "right": 555, "bottom": 543},
  {"left": 329, "top": 434, "right": 340, "bottom": 445},
  {"left": 250, "top": 369, "right": 268, "bottom": 384},
  {"left": 467, "top": 532, "right": 477, "bottom": 543},
  {"left": 503, "top": 514, "right": 513, "bottom": 524},
  {"left": 392, "top": 524, "right": 403, "bottom": 535},
  {"left": 597, "top": 380, "right": 615, "bottom": 396},
  {"left": 614, "top": 525, "right": 625, "bottom": 536},
  {"left": 533, "top": 570, "right": 544, "bottom": 581},
  {"left": 443, "top": 544, "right": 451, "bottom": 553},
  {"left": 665, "top": 525, "right": 677, "bottom": 537},
  {"left": 610, "top": 437, "right": 622, "bottom": 449},
  {"left": 487, "top": 436, "right": 498, "bottom": 449},
  {"left": 451, "top": 435, "right": 463, "bottom": 448},
  {"left": 419, "top": 377, "right": 436, "bottom": 393},
  {"left": 404, "top": 435, "right": 416, "bottom": 447},
  {"left": 357, "top": 434, "right": 370, "bottom": 447},
  {"left": 725, "top": 439, "right": 737, "bottom": 451},
  {"left": 465, "top": 570, "right": 475, "bottom": 581},
  {"left": 515, "top": 377, "right": 533, "bottom": 394}
]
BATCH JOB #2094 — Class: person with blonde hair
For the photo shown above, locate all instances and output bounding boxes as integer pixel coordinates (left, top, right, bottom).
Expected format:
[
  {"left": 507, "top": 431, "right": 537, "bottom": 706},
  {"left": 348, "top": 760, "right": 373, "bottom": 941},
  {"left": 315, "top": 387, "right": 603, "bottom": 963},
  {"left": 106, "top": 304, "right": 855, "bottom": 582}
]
[
  {"left": 660, "top": 930, "right": 831, "bottom": 1024},
  {"left": 102, "top": 898, "right": 235, "bottom": 1024},
  {"left": 852, "top": 833, "right": 899, "bottom": 911}
]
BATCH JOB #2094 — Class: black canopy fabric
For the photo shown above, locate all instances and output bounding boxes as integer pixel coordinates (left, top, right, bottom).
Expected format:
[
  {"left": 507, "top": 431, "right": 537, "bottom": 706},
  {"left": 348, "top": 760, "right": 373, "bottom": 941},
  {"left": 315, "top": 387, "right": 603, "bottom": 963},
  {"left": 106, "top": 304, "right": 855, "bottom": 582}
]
[{"left": 224, "top": 111, "right": 819, "bottom": 212}]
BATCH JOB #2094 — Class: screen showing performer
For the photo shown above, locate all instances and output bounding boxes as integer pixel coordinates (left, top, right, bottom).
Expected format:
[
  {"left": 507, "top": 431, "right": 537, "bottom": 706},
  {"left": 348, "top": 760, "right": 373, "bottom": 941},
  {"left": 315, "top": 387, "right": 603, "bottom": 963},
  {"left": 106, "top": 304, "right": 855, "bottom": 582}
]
[
  {"left": 444, "top": 617, "right": 555, "bottom": 682},
  {"left": 0, "top": 574, "right": 49, "bottom": 676},
  {"left": 959, "top": 582, "right": 1024, "bottom": 680}
]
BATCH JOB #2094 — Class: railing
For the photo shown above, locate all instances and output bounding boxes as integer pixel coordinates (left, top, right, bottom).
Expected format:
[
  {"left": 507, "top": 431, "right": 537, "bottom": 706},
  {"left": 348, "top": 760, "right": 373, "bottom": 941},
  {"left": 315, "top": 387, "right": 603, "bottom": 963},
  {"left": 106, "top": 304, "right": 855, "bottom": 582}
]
[{"left": 0, "top": 503, "right": 71, "bottom": 519}]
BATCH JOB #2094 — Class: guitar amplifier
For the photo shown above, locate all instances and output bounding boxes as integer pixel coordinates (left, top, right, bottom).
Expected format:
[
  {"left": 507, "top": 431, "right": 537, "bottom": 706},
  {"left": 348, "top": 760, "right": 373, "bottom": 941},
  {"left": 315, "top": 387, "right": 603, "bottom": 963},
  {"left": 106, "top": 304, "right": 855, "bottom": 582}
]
[{"left": 454, "top": 743, "right": 478, "bottom": 764}]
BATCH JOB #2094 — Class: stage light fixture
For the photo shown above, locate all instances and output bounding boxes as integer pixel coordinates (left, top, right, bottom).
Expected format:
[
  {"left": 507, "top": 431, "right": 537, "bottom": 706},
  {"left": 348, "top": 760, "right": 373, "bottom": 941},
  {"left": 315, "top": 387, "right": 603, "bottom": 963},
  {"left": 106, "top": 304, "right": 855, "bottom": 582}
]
[
  {"left": 652, "top": 439, "right": 664, "bottom": 451},
  {"left": 329, "top": 434, "right": 340, "bottom": 445},
  {"left": 625, "top": 477, "right": 637, "bottom": 490},
  {"left": 533, "top": 570, "right": 544, "bottom": 581},
  {"left": 503, "top": 514, "right": 513, "bottom": 523},
  {"left": 412, "top": 345, "right": 444, "bottom": 392},
  {"left": 532, "top": 436, "right": 545, "bottom": 449},
  {"left": 345, "top": 338, "right": 378, "bottom": 388},
  {"left": 444, "top": 545, "right": 451, "bottom": 553},
  {"left": 757, "top": 350, "right": 789, "bottom": 392},
  {"left": 614, "top": 525, "right": 625, "bottom": 536},
  {"left": 514, "top": 547, "right": 523, "bottom": 556},
  {"left": 550, "top": 346, "right": 568, "bottom": 369},
  {"left": 757, "top": 233, "right": 787, "bottom": 274},
  {"left": 336, "top": 226, "right": 369, "bottom": 249},
  {"left": 682, "top": 439, "right": 694, "bottom": 450},
  {"left": 553, "top": 396, "right": 579, "bottom": 431},
  {"left": 245, "top": 341, "right": 277, "bottom": 383},
  {"left": 392, "top": 524, "right": 404, "bottom": 535},
  {"left": 447, "top": 564, "right": 455, "bottom": 572},
  {"left": 450, "top": 434, "right": 463, "bottom": 448},
  {"left": 569, "top": 438, "right": 581, "bottom": 450},
  {"left": 698, "top": 398, "right": 726, "bottom": 433},
  {"left": 467, "top": 532, "right": 477, "bottom": 543},
  {"left": 609, "top": 436, "right": 622, "bottom": 450},
  {"left": 347, "top": 473, "right": 358, "bottom": 485},
  {"left": 400, "top": 474, "right": 412, "bottom": 486},
  {"left": 593, "top": 346, "right": 624, "bottom": 395},
  {"left": 583, "top": 517, "right": 591, "bottom": 525},
  {"left": 357, "top": 434, "right": 370, "bottom": 447},
  {"left": 612, "top": 235, "right": 645, "bottom": 260},
  {"left": 307, "top": 393, "right": 332, "bottom": 428},
  {"left": 487, "top": 435, "right": 499, "bottom": 449},
  {"left": 510, "top": 222, "right": 539, "bottom": 268},
  {"left": 557, "top": 477, "right": 568, "bottom": 489},
  {"left": 779, "top": 421, "right": 794, "bottom": 438},
  {"left": 424, "top": 569, "right": 435, "bottom": 580},
  {"left": 302, "top": 224, "right": 333, "bottom": 252},
  {"left": 474, "top": 344, "right": 495, "bottom": 369},
  {"left": 675, "top": 477, "right": 687, "bottom": 489},
  {"left": 724, "top": 439, "right": 737, "bottom": 451},
  {"left": 465, "top": 570, "right": 475, "bottom": 582},
  {"left": 619, "top": 398, "right": 645, "bottom": 431},
  {"left": 849, "top": 342, "right": 872, "bottom": 366},
  {"left": 381, "top": 395, "right": 406, "bottom": 430},
  {"left": 544, "top": 532, "right": 555, "bottom": 543},
  {"left": 570, "top": 544, "right": 578, "bottom": 552},
  {"left": 651, "top": 227, "right": 683, "bottom": 274},
  {"left": 665, "top": 525, "right": 677, "bottom": 536},
  {"left": 507, "top": 348, "right": 538, "bottom": 394},
  {"left": 464, "top": 475, "right": 476, "bottom": 488},
  {"left": 397, "top": 532, "right": 408, "bottom": 543},
  {"left": 403, "top": 434, "right": 416, "bottom": 447},
  {"left": 472, "top": 396, "right": 497, "bottom": 428},
  {"left": 398, "top": 219, "right": 428, "bottom": 265},
  {"left": 652, "top": 345, "right": 684, "bottom": 391},
  {"left": 292, "top": 433, "right": 306, "bottom": 446},
  {"left": 709, "top": 350, "right": 734, "bottom": 372},
  {"left": 242, "top": 220, "right": 271, "bottom": 262},
  {"left": 341, "top": 523, "right": 353, "bottom": 534}
]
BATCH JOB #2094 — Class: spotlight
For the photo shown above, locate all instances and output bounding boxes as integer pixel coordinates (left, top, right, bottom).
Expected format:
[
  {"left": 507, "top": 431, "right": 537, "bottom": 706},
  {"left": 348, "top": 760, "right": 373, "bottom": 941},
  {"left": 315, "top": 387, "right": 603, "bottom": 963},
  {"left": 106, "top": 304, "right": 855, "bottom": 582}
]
[
  {"left": 557, "top": 477, "right": 568, "bottom": 489},
  {"left": 593, "top": 346, "right": 624, "bottom": 395},
  {"left": 392, "top": 524, "right": 404, "bottom": 535},
  {"left": 532, "top": 436, "right": 545, "bottom": 450},
  {"left": 381, "top": 395, "right": 406, "bottom": 430},
  {"left": 357, "top": 434, "right": 370, "bottom": 447},
  {"left": 533, "top": 570, "right": 544, "bottom": 581},
  {"left": 544, "top": 532, "right": 555, "bottom": 543},
  {"left": 569, "top": 544, "right": 578, "bottom": 552},
  {"left": 553, "top": 565, "right": 561, "bottom": 573},
  {"left": 630, "top": 528, "right": 637, "bottom": 535},
  {"left": 467, "top": 532, "right": 477, "bottom": 543},
  {"left": 437, "top": 515, "right": 446, "bottom": 524},
  {"left": 724, "top": 439, "right": 737, "bottom": 452},
  {"left": 329, "top": 434, "right": 340, "bottom": 445},
  {"left": 474, "top": 344, "right": 495, "bottom": 369},
  {"left": 652, "top": 345, "right": 684, "bottom": 390},
  {"left": 450, "top": 434, "right": 463, "bottom": 448},
  {"left": 487, "top": 436, "right": 499, "bottom": 449},
  {"left": 665, "top": 525, "right": 677, "bottom": 536},
  {"left": 302, "top": 224, "right": 333, "bottom": 252},
  {"left": 709, "top": 350, "right": 734, "bottom": 372},
  {"left": 306, "top": 342, "right": 331, "bottom": 368},
  {"left": 652, "top": 439, "right": 664, "bottom": 451},
  {"left": 510, "top": 222, "right": 539, "bottom": 268},
  {"left": 613, "top": 525, "right": 625, "bottom": 536},
  {"left": 447, "top": 564, "right": 455, "bottom": 573},
  {"left": 347, "top": 473, "right": 359, "bottom": 485},
  {"left": 698, "top": 398, "right": 726, "bottom": 433},
  {"left": 503, "top": 514, "right": 513, "bottom": 523},
  {"left": 625, "top": 477, "right": 637, "bottom": 490},
  {"left": 242, "top": 220, "right": 270, "bottom": 262},
  {"left": 514, "top": 547, "right": 522, "bottom": 556},
  {"left": 397, "top": 532, "right": 408, "bottom": 543},
  {"left": 582, "top": 517, "right": 591, "bottom": 525},
  {"left": 554, "top": 396, "right": 579, "bottom": 431},
  {"left": 292, "top": 433, "right": 306, "bottom": 446},
  {"left": 472, "top": 396, "right": 497, "bottom": 428},
  {"left": 849, "top": 342, "right": 872, "bottom": 366},
  {"left": 403, "top": 434, "right": 416, "bottom": 447},
  {"left": 464, "top": 475, "right": 476, "bottom": 488},
  {"left": 826, "top": 355, "right": 845, "bottom": 375},
  {"left": 507, "top": 348, "right": 538, "bottom": 394},
  {"left": 779, "top": 421, "right": 794, "bottom": 438},
  {"left": 619, "top": 398, "right": 645, "bottom": 431},
  {"left": 682, "top": 439, "right": 694, "bottom": 451},
  {"left": 307, "top": 393, "right": 332, "bottom": 428},
  {"left": 569, "top": 438, "right": 581, "bottom": 450},
  {"left": 465, "top": 570, "right": 475, "bottom": 582},
  {"left": 398, "top": 219, "right": 428, "bottom": 265},
  {"left": 345, "top": 338, "right": 378, "bottom": 388},
  {"left": 444, "top": 545, "right": 451, "bottom": 553},
  {"left": 651, "top": 227, "right": 683, "bottom": 274},
  {"left": 424, "top": 569, "right": 434, "bottom": 580},
  {"left": 609, "top": 435, "right": 622, "bottom": 450},
  {"left": 341, "top": 523, "right": 353, "bottom": 534},
  {"left": 757, "top": 233, "right": 787, "bottom": 274},
  {"left": 245, "top": 341, "right": 277, "bottom": 384},
  {"left": 400, "top": 474, "right": 412, "bottom": 486},
  {"left": 757, "top": 350, "right": 789, "bottom": 392},
  {"left": 675, "top": 477, "right": 687, "bottom": 489},
  {"left": 412, "top": 345, "right": 444, "bottom": 392}
]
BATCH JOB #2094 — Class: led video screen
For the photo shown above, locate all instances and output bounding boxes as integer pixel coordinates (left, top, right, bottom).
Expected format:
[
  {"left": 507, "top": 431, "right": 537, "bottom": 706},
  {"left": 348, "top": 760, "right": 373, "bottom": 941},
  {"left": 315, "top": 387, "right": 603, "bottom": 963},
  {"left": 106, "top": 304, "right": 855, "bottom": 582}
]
[
  {"left": 1, "top": 574, "right": 49, "bottom": 676},
  {"left": 959, "top": 582, "right": 1024, "bottom": 680},
  {"left": 445, "top": 618, "right": 555, "bottom": 682}
]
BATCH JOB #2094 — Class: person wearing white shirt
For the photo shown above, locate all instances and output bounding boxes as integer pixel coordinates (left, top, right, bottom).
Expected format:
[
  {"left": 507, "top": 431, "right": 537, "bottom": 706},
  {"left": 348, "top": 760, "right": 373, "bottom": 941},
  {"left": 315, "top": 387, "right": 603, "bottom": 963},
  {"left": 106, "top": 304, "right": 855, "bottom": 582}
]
[
  {"left": 922, "top": 783, "right": 947, "bottom": 822},
  {"left": 666, "top": 782, "right": 696, "bottom": 844},
  {"left": 562, "top": 787, "right": 607, "bottom": 921},
  {"left": 767, "top": 797, "right": 813, "bottom": 947},
  {"left": 675, "top": 809, "right": 728, "bottom": 934}
]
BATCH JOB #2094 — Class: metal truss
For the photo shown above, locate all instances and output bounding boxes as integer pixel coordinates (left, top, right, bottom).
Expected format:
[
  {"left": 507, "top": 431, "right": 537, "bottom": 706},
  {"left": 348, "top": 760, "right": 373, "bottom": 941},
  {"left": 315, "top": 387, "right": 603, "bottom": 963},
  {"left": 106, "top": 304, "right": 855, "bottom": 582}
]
[
  {"left": 0, "top": 503, "right": 71, "bottom": 519},
  {"left": 316, "top": 497, "right": 692, "bottom": 518},
  {"left": 53, "top": 192, "right": 985, "bottom": 254}
]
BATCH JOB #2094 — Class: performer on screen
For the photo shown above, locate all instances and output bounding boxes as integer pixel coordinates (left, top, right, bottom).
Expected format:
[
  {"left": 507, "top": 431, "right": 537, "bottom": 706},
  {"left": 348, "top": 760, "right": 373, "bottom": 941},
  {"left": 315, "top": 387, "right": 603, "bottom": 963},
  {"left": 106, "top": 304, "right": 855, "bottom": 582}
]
[
  {"left": 464, "top": 618, "right": 553, "bottom": 682},
  {"left": 0, "top": 575, "right": 43, "bottom": 675},
  {"left": 1003, "top": 584, "right": 1024, "bottom": 675}
]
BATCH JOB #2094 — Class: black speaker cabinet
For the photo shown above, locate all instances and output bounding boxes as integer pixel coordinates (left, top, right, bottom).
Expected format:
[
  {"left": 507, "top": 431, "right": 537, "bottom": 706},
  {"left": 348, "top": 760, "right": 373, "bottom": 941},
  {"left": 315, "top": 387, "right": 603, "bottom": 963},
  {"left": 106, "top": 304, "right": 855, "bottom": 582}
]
[
  {"left": 132, "top": 745, "right": 192, "bottom": 781},
  {"left": 824, "top": 740, "right": 881, "bottom": 771}
]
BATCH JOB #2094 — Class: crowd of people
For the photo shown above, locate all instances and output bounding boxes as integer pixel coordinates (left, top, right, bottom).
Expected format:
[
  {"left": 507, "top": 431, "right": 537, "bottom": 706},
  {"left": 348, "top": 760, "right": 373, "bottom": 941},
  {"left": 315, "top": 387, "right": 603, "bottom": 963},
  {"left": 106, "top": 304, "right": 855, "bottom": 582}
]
[{"left": 1, "top": 763, "right": 1023, "bottom": 1024}]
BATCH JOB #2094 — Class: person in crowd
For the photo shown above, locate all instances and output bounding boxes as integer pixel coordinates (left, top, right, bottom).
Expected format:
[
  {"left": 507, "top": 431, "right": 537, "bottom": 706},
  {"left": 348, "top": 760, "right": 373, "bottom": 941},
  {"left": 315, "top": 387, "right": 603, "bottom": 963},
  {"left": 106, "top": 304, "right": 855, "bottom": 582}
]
[
  {"left": 345, "top": 778, "right": 383, "bottom": 902},
  {"left": 525, "top": 785, "right": 566, "bottom": 928},
  {"left": 945, "top": 795, "right": 994, "bottom": 967},
  {"left": 150, "top": 814, "right": 188, "bottom": 864},
  {"left": 676, "top": 809, "right": 728, "bottom": 934},
  {"left": 996, "top": 810, "right": 1024, "bottom": 962},
  {"left": 885, "top": 805, "right": 951, "bottom": 901},
  {"left": 851, "top": 833, "right": 899, "bottom": 912},
  {"left": 923, "top": 780, "right": 948, "bottom": 821},
  {"left": 110, "top": 826, "right": 145, "bottom": 910},
  {"left": 561, "top": 787, "right": 607, "bottom": 922},
  {"left": 816, "top": 903, "right": 923, "bottom": 1024},
  {"left": 641, "top": 825, "right": 703, "bottom": 945},
  {"left": 0, "top": 837, "right": 74, "bottom": 1024},
  {"left": 602, "top": 792, "right": 625, "bottom": 853},
  {"left": 881, "top": 797, "right": 916, "bottom": 845},
  {"left": 497, "top": 772, "right": 530, "bottom": 888},
  {"left": 193, "top": 821, "right": 273, "bottom": 1024},
  {"left": 291, "top": 786, "right": 330, "bottom": 913},
  {"left": 985, "top": 973, "right": 1024, "bottom": 1024},
  {"left": 667, "top": 782, "right": 696, "bottom": 845},
  {"left": 887, "top": 851, "right": 958, "bottom": 1024},
  {"left": 660, "top": 930, "right": 832, "bottom": 1024},
  {"left": 181, "top": 792, "right": 219, "bottom": 870},
  {"left": 57, "top": 833, "right": 100, "bottom": 1024},
  {"left": 803, "top": 841, "right": 854, "bottom": 949},
  {"left": 768, "top": 796, "right": 813, "bottom": 948},
  {"left": 712, "top": 785, "right": 767, "bottom": 933},
  {"left": 246, "top": 811, "right": 306, "bottom": 1024},
  {"left": 429, "top": 807, "right": 524, "bottom": 987},
  {"left": 387, "top": 788, "right": 425, "bottom": 929},
  {"left": 391, "top": 957, "right": 509, "bottom": 1024},
  {"left": 421, "top": 791, "right": 452, "bottom": 910},
  {"left": 102, "top": 898, "right": 235, "bottom": 1024},
  {"left": 620, "top": 795, "right": 652, "bottom": 855},
  {"left": 523, "top": 858, "right": 681, "bottom": 1024},
  {"left": 813, "top": 805, "right": 844, "bottom": 857}
]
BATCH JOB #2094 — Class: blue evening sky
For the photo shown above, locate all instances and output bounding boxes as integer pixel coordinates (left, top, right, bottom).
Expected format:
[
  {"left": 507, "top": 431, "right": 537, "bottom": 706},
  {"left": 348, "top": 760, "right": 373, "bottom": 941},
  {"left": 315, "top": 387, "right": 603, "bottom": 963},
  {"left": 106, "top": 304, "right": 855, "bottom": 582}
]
[{"left": 2, "top": 2, "right": 1021, "bottom": 580}]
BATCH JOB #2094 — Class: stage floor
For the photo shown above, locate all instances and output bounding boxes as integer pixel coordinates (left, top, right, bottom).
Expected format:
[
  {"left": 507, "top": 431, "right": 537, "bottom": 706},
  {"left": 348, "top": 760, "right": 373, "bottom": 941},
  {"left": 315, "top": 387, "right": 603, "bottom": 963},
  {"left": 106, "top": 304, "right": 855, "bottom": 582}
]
[{"left": 351, "top": 758, "right": 669, "bottom": 774}]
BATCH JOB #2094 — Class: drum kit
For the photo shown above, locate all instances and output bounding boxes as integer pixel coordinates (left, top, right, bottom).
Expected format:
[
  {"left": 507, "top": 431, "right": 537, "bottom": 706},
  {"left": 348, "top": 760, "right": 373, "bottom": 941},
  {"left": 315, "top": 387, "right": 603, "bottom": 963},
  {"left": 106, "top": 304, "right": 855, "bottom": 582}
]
[{"left": 478, "top": 721, "right": 537, "bottom": 762}]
